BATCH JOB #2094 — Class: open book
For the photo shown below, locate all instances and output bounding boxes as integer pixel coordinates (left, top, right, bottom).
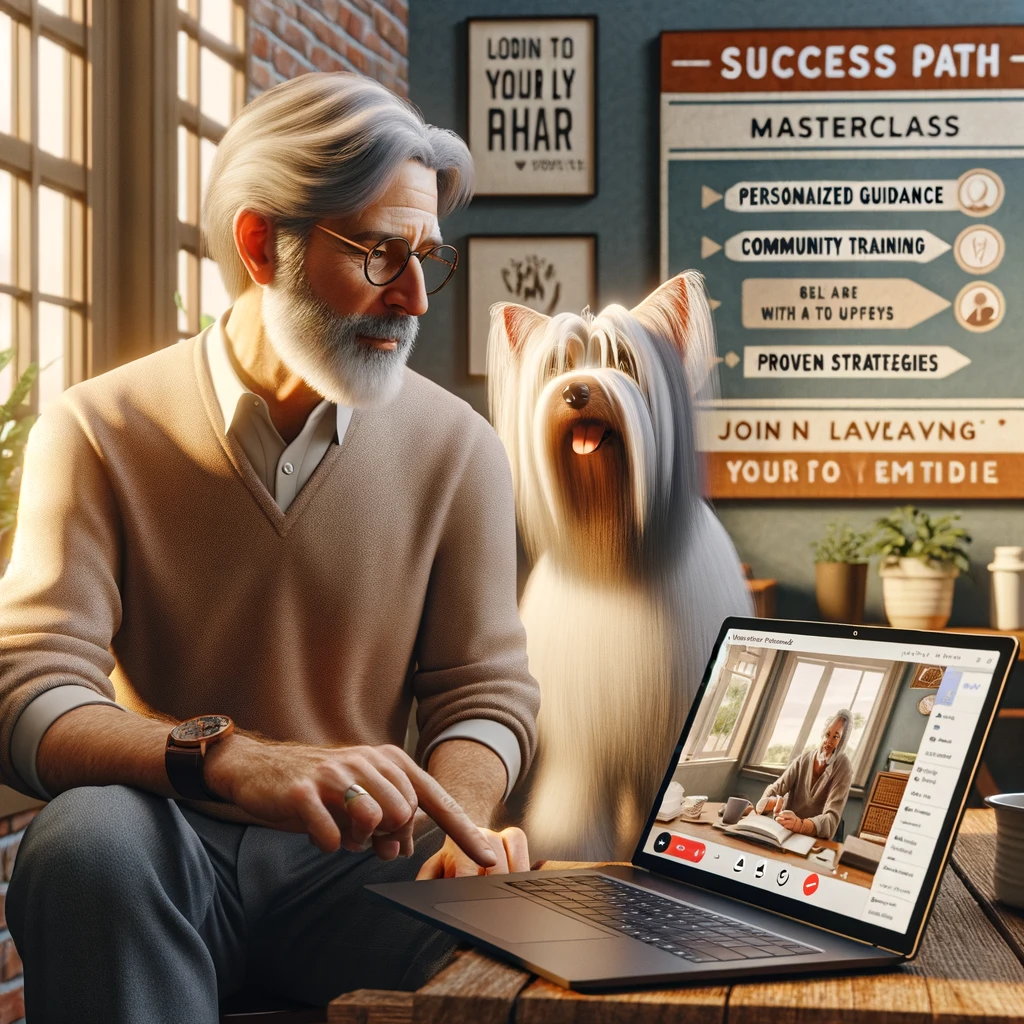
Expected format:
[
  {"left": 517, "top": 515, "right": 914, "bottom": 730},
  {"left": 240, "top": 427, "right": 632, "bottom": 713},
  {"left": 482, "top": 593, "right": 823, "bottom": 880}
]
[{"left": 718, "top": 814, "right": 817, "bottom": 855}]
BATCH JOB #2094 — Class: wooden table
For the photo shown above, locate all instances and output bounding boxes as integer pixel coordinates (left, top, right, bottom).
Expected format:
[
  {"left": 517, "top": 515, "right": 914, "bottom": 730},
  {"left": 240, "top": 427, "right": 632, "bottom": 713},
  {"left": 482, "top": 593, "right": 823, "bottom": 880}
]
[
  {"left": 658, "top": 801, "right": 876, "bottom": 891},
  {"left": 328, "top": 809, "right": 1024, "bottom": 1024}
]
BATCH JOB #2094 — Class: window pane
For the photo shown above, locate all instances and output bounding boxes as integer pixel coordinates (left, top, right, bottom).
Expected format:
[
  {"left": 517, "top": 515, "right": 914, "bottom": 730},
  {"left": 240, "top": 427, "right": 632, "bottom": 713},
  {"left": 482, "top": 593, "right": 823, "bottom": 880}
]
[
  {"left": 0, "top": 170, "right": 11, "bottom": 285},
  {"left": 177, "top": 249, "right": 195, "bottom": 333},
  {"left": 0, "top": 13, "right": 11, "bottom": 136},
  {"left": 200, "top": 47, "right": 235, "bottom": 127},
  {"left": 37, "top": 37, "right": 69, "bottom": 159},
  {"left": 200, "top": 0, "right": 236, "bottom": 46},
  {"left": 178, "top": 31, "right": 196, "bottom": 104},
  {"left": 702, "top": 674, "right": 751, "bottom": 755},
  {"left": 38, "top": 186, "right": 68, "bottom": 298},
  {"left": 38, "top": 0, "right": 68, "bottom": 16},
  {"left": 200, "top": 137, "right": 217, "bottom": 209},
  {"left": 178, "top": 125, "right": 191, "bottom": 224},
  {"left": 0, "top": 294, "right": 12, "bottom": 405},
  {"left": 37, "top": 302, "right": 67, "bottom": 411},
  {"left": 201, "top": 256, "right": 230, "bottom": 325},
  {"left": 762, "top": 660, "right": 825, "bottom": 767}
]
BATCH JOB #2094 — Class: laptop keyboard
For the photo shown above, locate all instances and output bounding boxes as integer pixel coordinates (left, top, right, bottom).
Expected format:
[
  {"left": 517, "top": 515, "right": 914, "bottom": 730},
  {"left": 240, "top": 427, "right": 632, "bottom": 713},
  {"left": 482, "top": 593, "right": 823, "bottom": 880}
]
[{"left": 507, "top": 875, "right": 819, "bottom": 963}]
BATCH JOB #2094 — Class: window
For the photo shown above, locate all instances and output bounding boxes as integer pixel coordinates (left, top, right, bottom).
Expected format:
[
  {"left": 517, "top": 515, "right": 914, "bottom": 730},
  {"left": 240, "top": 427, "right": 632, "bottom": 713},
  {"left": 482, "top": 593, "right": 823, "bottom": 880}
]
[
  {"left": 746, "top": 654, "right": 898, "bottom": 785},
  {"left": 0, "top": 0, "right": 90, "bottom": 413},
  {"left": 681, "top": 648, "right": 774, "bottom": 763},
  {"left": 175, "top": 0, "right": 245, "bottom": 338}
]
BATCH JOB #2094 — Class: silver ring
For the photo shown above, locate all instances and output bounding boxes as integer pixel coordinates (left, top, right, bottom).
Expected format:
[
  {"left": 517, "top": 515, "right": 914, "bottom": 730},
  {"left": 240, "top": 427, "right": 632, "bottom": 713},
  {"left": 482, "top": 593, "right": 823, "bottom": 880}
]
[{"left": 344, "top": 784, "right": 369, "bottom": 803}]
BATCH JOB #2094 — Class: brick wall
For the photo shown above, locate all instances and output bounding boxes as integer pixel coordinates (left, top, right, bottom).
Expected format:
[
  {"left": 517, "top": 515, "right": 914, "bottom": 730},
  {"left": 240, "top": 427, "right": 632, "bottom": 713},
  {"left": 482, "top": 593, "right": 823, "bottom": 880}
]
[
  {"left": 249, "top": 0, "right": 408, "bottom": 99},
  {"left": 0, "top": 808, "right": 41, "bottom": 1024}
]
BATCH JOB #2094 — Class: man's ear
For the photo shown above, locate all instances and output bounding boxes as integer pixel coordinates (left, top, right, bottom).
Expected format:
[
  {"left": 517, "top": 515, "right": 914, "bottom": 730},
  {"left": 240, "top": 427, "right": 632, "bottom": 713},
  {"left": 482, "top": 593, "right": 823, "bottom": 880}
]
[
  {"left": 491, "top": 303, "right": 549, "bottom": 357},
  {"left": 629, "top": 272, "right": 695, "bottom": 357},
  {"left": 234, "top": 209, "right": 275, "bottom": 287}
]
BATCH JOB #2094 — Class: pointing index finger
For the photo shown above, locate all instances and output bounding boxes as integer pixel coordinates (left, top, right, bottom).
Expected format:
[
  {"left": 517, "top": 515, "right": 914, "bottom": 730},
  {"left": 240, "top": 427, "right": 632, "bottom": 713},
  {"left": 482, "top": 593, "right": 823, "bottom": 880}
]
[{"left": 407, "top": 766, "right": 496, "bottom": 867}]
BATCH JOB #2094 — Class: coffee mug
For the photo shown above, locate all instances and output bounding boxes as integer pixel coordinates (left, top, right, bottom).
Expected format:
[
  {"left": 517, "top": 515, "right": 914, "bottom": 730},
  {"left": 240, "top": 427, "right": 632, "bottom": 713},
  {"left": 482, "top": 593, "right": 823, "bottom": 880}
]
[
  {"left": 681, "top": 794, "right": 708, "bottom": 819},
  {"left": 984, "top": 792, "right": 1024, "bottom": 909},
  {"left": 721, "top": 795, "right": 752, "bottom": 826}
]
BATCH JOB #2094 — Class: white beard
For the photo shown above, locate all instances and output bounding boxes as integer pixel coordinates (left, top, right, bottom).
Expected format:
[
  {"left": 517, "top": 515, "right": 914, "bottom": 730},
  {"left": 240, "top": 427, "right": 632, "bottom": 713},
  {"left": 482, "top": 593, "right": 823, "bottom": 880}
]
[{"left": 261, "top": 233, "right": 419, "bottom": 408}]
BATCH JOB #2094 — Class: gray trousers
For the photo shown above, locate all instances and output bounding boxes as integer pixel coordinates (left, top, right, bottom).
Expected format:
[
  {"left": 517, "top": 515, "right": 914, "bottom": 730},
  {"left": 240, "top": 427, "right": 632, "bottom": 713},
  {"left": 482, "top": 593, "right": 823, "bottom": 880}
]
[{"left": 7, "top": 785, "right": 458, "bottom": 1023}]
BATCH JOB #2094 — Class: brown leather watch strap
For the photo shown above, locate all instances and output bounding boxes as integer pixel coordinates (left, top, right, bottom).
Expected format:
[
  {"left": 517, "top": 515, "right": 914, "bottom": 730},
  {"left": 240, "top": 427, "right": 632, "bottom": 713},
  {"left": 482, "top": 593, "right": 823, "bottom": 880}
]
[{"left": 165, "top": 739, "right": 224, "bottom": 802}]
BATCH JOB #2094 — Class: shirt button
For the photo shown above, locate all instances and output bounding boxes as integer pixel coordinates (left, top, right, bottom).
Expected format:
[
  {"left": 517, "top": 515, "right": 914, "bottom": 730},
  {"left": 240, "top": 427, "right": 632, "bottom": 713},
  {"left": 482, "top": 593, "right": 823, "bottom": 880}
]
[{"left": 282, "top": 462, "right": 294, "bottom": 475}]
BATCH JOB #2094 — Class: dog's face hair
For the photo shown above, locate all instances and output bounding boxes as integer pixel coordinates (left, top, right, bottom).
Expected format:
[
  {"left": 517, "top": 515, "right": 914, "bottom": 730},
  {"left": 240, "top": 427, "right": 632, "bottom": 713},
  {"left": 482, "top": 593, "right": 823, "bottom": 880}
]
[{"left": 488, "top": 271, "right": 717, "bottom": 582}]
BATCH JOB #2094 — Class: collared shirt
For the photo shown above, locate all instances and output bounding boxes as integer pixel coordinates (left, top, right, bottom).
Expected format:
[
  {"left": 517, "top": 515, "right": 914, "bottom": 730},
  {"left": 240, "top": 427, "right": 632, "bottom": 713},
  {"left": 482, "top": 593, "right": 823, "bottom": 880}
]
[{"left": 205, "top": 315, "right": 354, "bottom": 514}]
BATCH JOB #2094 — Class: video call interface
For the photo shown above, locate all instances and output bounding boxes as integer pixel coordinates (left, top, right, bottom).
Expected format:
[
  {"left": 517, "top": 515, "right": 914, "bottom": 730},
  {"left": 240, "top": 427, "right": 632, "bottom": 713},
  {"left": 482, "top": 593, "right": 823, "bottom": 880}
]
[{"left": 642, "top": 629, "right": 999, "bottom": 934}]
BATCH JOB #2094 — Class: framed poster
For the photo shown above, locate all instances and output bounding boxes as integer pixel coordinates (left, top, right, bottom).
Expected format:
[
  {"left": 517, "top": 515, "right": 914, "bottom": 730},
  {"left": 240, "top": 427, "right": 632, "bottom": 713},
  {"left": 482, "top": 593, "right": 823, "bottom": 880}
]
[
  {"left": 467, "top": 16, "right": 596, "bottom": 196},
  {"left": 661, "top": 28, "right": 1024, "bottom": 499},
  {"left": 467, "top": 235, "right": 597, "bottom": 376}
]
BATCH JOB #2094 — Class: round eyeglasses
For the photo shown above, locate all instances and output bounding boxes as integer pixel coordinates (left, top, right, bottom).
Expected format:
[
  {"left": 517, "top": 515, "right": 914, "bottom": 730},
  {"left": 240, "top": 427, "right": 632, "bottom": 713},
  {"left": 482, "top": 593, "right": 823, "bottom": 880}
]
[{"left": 314, "top": 224, "right": 459, "bottom": 295}]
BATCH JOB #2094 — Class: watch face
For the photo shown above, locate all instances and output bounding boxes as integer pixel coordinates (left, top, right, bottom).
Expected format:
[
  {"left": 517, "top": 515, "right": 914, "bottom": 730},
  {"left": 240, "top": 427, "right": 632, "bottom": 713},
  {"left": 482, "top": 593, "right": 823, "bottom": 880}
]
[{"left": 171, "top": 715, "right": 233, "bottom": 745}]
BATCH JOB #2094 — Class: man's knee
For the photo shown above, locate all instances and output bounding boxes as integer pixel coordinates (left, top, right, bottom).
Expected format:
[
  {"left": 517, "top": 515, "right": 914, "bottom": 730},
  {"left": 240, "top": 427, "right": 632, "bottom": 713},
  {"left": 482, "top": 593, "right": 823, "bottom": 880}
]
[{"left": 8, "top": 786, "right": 190, "bottom": 934}]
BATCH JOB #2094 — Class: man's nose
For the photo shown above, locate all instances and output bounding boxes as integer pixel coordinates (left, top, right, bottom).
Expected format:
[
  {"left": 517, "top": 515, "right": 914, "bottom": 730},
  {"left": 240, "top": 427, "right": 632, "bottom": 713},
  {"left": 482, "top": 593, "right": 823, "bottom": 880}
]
[{"left": 562, "top": 382, "right": 590, "bottom": 408}]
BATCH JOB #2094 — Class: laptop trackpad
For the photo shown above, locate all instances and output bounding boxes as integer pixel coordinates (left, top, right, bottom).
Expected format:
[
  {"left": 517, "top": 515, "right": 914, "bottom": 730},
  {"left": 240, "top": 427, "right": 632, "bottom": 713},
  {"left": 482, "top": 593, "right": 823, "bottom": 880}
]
[{"left": 434, "top": 897, "right": 608, "bottom": 944}]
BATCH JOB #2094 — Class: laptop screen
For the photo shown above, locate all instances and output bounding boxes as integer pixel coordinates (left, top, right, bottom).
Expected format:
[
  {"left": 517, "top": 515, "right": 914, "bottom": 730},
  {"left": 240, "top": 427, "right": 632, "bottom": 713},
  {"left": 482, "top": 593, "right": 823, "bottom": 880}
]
[{"left": 635, "top": 621, "right": 1011, "bottom": 950}]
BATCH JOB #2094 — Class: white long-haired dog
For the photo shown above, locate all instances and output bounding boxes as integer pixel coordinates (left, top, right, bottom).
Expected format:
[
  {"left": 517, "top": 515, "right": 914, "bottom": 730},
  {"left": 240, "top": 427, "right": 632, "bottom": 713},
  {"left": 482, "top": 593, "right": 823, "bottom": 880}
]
[{"left": 488, "top": 271, "right": 753, "bottom": 861}]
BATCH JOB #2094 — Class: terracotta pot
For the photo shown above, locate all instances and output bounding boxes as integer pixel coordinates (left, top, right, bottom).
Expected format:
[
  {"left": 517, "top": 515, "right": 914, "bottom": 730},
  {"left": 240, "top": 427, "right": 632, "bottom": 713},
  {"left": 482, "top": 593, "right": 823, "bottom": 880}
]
[
  {"left": 879, "top": 557, "right": 959, "bottom": 629},
  {"left": 815, "top": 562, "right": 868, "bottom": 623}
]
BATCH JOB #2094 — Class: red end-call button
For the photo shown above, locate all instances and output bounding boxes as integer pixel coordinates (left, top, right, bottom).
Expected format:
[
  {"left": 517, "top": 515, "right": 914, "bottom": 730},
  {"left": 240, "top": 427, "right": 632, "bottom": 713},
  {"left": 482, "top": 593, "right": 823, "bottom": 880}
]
[
  {"left": 803, "top": 873, "right": 820, "bottom": 896},
  {"left": 655, "top": 832, "right": 705, "bottom": 862}
]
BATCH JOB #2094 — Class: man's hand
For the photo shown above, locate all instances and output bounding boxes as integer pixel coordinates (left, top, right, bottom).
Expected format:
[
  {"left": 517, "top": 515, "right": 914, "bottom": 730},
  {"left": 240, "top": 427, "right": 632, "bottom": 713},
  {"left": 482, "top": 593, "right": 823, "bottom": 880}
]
[
  {"left": 417, "top": 826, "right": 529, "bottom": 879},
  {"left": 205, "top": 734, "right": 497, "bottom": 868}
]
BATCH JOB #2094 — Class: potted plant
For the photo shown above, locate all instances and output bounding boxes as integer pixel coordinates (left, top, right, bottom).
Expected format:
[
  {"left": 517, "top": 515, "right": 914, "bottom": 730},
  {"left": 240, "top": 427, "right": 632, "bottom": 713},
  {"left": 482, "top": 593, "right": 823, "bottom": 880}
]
[
  {"left": 811, "top": 521, "right": 870, "bottom": 623},
  {"left": 865, "top": 506, "right": 971, "bottom": 630},
  {"left": 0, "top": 350, "right": 39, "bottom": 574}
]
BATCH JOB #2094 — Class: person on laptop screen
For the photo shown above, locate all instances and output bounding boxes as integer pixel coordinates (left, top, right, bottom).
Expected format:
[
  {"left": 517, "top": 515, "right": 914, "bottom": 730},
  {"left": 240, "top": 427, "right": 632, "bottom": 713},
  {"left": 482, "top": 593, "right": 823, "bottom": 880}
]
[{"left": 755, "top": 710, "right": 853, "bottom": 839}]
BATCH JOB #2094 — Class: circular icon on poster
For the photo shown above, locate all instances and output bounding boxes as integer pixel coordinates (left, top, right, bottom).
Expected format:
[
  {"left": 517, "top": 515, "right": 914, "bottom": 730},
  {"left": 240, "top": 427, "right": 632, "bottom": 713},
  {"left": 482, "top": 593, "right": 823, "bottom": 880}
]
[
  {"left": 654, "top": 831, "right": 672, "bottom": 854},
  {"left": 954, "top": 282, "right": 1005, "bottom": 333},
  {"left": 957, "top": 168, "right": 1004, "bottom": 217},
  {"left": 803, "top": 874, "right": 820, "bottom": 896},
  {"left": 918, "top": 693, "right": 936, "bottom": 716},
  {"left": 776, "top": 867, "right": 790, "bottom": 887},
  {"left": 954, "top": 225, "right": 1005, "bottom": 274}
]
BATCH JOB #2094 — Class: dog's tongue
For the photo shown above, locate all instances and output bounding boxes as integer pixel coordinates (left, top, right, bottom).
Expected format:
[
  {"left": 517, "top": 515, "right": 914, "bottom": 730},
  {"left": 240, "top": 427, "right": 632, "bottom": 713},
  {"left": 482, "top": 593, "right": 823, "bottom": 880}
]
[{"left": 572, "top": 423, "right": 606, "bottom": 455}]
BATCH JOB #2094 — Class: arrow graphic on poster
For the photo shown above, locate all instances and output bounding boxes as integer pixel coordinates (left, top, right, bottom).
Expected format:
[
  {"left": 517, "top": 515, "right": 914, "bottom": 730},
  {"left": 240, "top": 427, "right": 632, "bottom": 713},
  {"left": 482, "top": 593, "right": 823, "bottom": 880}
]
[
  {"left": 701, "top": 236, "right": 722, "bottom": 258},
  {"left": 742, "top": 278, "right": 951, "bottom": 329},
  {"left": 743, "top": 345, "right": 971, "bottom": 379},
  {"left": 709, "top": 297, "right": 722, "bottom": 310},
  {"left": 726, "top": 230, "right": 951, "bottom": 263},
  {"left": 702, "top": 185, "right": 723, "bottom": 209}
]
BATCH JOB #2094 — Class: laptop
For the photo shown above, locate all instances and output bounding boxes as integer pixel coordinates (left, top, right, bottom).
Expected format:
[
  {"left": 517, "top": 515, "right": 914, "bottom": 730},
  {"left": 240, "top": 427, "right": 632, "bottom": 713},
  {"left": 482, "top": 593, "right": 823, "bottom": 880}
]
[{"left": 368, "top": 618, "right": 1017, "bottom": 990}]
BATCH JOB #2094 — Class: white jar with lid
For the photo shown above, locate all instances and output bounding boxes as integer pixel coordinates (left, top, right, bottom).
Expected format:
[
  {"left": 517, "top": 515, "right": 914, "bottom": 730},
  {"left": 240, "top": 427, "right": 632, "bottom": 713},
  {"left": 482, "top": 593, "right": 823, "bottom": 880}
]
[{"left": 988, "top": 546, "right": 1024, "bottom": 630}]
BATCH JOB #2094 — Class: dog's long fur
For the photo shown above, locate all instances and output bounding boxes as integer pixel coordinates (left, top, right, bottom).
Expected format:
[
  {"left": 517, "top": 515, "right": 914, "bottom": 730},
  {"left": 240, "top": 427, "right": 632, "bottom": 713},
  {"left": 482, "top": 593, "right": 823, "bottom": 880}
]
[{"left": 488, "top": 272, "right": 753, "bottom": 861}]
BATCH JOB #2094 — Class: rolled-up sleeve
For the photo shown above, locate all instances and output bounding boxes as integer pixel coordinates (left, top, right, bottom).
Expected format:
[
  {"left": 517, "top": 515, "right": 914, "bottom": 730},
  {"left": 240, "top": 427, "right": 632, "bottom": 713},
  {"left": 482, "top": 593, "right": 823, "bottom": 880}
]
[
  {"left": 411, "top": 417, "right": 539, "bottom": 794},
  {"left": 0, "top": 400, "right": 124, "bottom": 796}
]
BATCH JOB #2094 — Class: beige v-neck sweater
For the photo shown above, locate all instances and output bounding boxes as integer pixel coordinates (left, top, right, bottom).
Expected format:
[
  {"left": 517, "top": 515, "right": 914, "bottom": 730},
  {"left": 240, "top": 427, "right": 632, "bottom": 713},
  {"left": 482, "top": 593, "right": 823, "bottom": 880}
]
[{"left": 0, "top": 336, "right": 539, "bottom": 798}]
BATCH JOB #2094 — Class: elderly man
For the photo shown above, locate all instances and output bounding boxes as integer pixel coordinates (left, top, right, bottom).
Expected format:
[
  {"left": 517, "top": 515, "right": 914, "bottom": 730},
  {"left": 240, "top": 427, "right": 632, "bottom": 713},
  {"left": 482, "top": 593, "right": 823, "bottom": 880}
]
[
  {"left": 755, "top": 710, "right": 854, "bottom": 840},
  {"left": 0, "top": 73, "right": 539, "bottom": 1021}
]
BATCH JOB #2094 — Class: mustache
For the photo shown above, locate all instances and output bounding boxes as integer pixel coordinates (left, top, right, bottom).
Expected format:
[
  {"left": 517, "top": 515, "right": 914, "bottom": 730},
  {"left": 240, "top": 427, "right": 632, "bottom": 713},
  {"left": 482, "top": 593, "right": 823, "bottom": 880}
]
[{"left": 338, "top": 312, "right": 419, "bottom": 349}]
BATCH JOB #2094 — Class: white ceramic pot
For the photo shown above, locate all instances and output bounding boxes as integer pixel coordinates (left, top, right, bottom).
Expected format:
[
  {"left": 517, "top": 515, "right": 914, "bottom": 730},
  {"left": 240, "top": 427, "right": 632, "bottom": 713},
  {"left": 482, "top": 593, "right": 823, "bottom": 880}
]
[
  {"left": 988, "top": 546, "right": 1024, "bottom": 630},
  {"left": 984, "top": 793, "right": 1024, "bottom": 909},
  {"left": 879, "top": 557, "right": 959, "bottom": 629}
]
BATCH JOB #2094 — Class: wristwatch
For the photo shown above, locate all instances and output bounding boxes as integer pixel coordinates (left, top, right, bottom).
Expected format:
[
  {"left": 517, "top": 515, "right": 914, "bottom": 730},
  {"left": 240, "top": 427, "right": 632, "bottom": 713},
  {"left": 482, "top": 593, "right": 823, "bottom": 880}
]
[{"left": 165, "top": 714, "right": 234, "bottom": 801}]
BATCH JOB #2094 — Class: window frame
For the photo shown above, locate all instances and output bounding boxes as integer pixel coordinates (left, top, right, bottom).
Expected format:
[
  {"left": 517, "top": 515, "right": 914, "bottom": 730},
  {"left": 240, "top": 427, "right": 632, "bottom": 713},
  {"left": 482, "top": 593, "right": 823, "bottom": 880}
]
[
  {"left": 742, "top": 652, "right": 901, "bottom": 789},
  {"left": 0, "top": 0, "right": 90, "bottom": 414}
]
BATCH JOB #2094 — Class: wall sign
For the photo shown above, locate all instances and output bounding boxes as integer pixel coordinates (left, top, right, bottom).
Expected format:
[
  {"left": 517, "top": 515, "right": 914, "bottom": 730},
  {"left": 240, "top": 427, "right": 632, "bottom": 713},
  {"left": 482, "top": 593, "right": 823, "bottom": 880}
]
[
  {"left": 661, "top": 27, "right": 1024, "bottom": 498},
  {"left": 468, "top": 17, "right": 596, "bottom": 196},
  {"left": 467, "top": 235, "right": 597, "bottom": 375}
]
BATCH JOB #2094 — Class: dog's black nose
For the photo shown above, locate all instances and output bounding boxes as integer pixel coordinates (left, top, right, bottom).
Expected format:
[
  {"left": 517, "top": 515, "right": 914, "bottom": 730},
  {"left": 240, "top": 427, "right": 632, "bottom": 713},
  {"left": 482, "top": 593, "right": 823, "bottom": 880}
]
[{"left": 562, "top": 382, "right": 590, "bottom": 408}]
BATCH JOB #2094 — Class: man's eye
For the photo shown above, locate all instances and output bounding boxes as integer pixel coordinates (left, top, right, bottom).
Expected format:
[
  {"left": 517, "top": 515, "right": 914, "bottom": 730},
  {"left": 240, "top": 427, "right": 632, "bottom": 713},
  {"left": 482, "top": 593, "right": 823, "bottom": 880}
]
[{"left": 369, "top": 249, "right": 387, "bottom": 261}]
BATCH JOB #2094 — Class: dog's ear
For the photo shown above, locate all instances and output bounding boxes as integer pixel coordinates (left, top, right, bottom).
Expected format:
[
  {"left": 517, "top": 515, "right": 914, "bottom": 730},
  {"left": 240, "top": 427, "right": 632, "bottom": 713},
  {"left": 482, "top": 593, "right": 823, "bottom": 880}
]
[
  {"left": 629, "top": 273, "right": 694, "bottom": 355},
  {"left": 491, "top": 303, "right": 549, "bottom": 357},
  {"left": 630, "top": 270, "right": 719, "bottom": 401}
]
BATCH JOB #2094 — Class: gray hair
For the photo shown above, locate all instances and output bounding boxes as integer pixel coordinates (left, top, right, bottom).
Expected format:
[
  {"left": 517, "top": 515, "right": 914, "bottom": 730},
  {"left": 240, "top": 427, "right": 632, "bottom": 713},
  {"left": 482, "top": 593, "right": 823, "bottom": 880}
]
[
  {"left": 203, "top": 72, "right": 474, "bottom": 300},
  {"left": 824, "top": 708, "right": 854, "bottom": 758}
]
